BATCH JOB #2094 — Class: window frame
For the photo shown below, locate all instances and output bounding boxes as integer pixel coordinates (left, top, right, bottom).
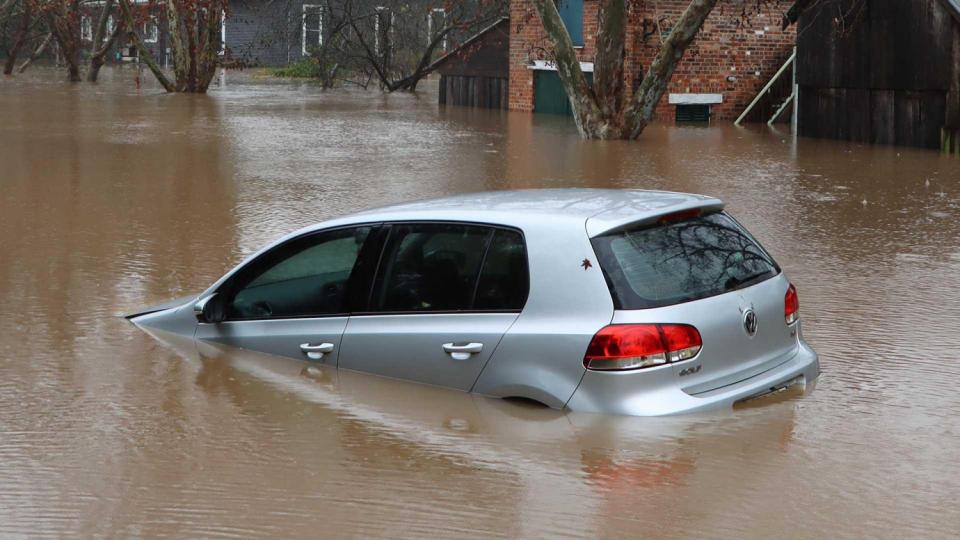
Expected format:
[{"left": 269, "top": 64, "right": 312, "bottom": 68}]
[
  {"left": 427, "top": 7, "right": 447, "bottom": 50},
  {"left": 80, "top": 16, "right": 93, "bottom": 42},
  {"left": 302, "top": 3, "right": 323, "bottom": 56},
  {"left": 355, "top": 220, "right": 530, "bottom": 316},
  {"left": 143, "top": 16, "right": 159, "bottom": 44},
  {"left": 374, "top": 6, "right": 395, "bottom": 56},
  {"left": 216, "top": 223, "right": 385, "bottom": 322}
]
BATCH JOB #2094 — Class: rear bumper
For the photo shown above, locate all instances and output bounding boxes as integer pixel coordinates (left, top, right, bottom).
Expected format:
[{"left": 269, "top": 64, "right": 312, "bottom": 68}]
[{"left": 566, "top": 340, "right": 819, "bottom": 416}]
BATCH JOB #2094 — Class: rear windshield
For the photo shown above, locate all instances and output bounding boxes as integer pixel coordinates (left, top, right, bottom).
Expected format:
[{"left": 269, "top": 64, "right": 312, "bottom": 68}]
[{"left": 591, "top": 212, "right": 780, "bottom": 309}]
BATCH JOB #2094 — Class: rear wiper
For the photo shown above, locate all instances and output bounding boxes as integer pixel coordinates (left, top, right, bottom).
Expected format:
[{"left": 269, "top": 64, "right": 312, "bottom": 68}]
[{"left": 724, "top": 271, "right": 772, "bottom": 290}]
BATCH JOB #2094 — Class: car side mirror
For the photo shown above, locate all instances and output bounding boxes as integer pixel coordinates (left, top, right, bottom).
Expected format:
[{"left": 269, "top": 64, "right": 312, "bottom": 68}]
[{"left": 194, "top": 293, "right": 225, "bottom": 324}]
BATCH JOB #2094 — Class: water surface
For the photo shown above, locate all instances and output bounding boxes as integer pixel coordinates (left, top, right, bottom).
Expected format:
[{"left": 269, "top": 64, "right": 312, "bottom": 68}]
[{"left": 1, "top": 68, "right": 959, "bottom": 538}]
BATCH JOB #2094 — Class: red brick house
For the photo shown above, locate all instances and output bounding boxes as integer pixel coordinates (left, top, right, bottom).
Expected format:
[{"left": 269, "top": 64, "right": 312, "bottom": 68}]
[{"left": 508, "top": 0, "right": 796, "bottom": 121}]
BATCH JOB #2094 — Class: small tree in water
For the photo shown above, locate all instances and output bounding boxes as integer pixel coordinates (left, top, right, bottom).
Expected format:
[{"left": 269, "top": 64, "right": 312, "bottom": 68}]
[
  {"left": 119, "top": 0, "right": 226, "bottom": 93},
  {"left": 529, "top": 0, "right": 720, "bottom": 140}
]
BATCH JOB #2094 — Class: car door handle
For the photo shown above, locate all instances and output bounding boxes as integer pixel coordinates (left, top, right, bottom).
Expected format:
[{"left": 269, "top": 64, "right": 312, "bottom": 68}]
[
  {"left": 300, "top": 342, "right": 334, "bottom": 361},
  {"left": 442, "top": 342, "right": 483, "bottom": 361}
]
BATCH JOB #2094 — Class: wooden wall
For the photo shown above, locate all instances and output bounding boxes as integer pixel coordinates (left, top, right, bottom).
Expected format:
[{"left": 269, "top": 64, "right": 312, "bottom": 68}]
[
  {"left": 435, "top": 18, "right": 509, "bottom": 110},
  {"left": 439, "top": 75, "right": 509, "bottom": 109},
  {"left": 797, "top": 0, "right": 960, "bottom": 148}
]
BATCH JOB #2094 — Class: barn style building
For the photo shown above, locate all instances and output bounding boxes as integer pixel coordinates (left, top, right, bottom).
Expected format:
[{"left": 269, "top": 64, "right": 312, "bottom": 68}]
[{"left": 787, "top": 0, "right": 960, "bottom": 151}]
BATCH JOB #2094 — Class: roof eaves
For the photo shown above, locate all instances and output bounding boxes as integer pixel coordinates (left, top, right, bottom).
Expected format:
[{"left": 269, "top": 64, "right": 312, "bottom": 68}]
[{"left": 425, "top": 16, "right": 509, "bottom": 73}]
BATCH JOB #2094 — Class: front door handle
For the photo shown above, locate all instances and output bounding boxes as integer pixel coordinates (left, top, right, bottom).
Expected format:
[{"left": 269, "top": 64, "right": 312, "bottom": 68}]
[
  {"left": 442, "top": 342, "right": 483, "bottom": 361},
  {"left": 300, "top": 342, "right": 334, "bottom": 361}
]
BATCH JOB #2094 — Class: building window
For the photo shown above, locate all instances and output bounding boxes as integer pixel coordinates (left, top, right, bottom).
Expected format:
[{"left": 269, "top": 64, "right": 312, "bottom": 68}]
[
  {"left": 143, "top": 17, "right": 159, "bottom": 44},
  {"left": 375, "top": 6, "right": 394, "bottom": 56},
  {"left": 302, "top": 4, "right": 322, "bottom": 55},
  {"left": 675, "top": 104, "right": 711, "bottom": 123},
  {"left": 427, "top": 8, "right": 446, "bottom": 50},
  {"left": 556, "top": 0, "right": 583, "bottom": 47},
  {"left": 80, "top": 16, "right": 93, "bottom": 41}
]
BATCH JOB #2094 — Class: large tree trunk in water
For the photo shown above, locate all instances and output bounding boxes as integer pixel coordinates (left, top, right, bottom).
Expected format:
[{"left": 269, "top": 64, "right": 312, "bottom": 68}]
[
  {"left": 45, "top": 1, "right": 84, "bottom": 83},
  {"left": 531, "top": 0, "right": 719, "bottom": 139},
  {"left": 3, "top": 3, "right": 30, "bottom": 75},
  {"left": 88, "top": 0, "right": 124, "bottom": 82},
  {"left": 593, "top": 0, "right": 626, "bottom": 125},
  {"left": 118, "top": 0, "right": 175, "bottom": 91},
  {"left": 624, "top": 0, "right": 719, "bottom": 138},
  {"left": 18, "top": 33, "right": 52, "bottom": 73},
  {"left": 529, "top": 0, "right": 604, "bottom": 137}
]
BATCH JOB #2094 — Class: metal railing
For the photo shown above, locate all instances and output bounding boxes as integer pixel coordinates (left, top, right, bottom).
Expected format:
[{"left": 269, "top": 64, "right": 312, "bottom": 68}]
[{"left": 734, "top": 48, "right": 797, "bottom": 126}]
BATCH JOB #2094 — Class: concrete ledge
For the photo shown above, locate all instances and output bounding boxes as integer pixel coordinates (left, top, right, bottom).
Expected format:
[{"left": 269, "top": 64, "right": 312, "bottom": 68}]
[
  {"left": 529, "top": 60, "right": 595, "bottom": 73},
  {"left": 669, "top": 93, "right": 724, "bottom": 105}
]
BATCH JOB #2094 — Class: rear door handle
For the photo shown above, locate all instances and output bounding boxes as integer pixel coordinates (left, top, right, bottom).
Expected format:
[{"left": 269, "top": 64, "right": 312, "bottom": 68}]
[
  {"left": 442, "top": 342, "right": 483, "bottom": 361},
  {"left": 300, "top": 342, "right": 334, "bottom": 361}
]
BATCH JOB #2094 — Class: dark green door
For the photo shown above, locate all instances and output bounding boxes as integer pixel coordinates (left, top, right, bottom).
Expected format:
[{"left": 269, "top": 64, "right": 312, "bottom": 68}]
[{"left": 534, "top": 70, "right": 593, "bottom": 116}]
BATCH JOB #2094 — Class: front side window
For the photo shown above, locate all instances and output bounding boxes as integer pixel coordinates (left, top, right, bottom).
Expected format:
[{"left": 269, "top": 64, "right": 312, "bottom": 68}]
[
  {"left": 225, "top": 226, "right": 373, "bottom": 319},
  {"left": 592, "top": 212, "right": 779, "bottom": 309}
]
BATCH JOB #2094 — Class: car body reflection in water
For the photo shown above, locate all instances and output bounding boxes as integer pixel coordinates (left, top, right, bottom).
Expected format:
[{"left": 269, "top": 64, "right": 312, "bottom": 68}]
[{"left": 144, "top": 326, "right": 800, "bottom": 537}]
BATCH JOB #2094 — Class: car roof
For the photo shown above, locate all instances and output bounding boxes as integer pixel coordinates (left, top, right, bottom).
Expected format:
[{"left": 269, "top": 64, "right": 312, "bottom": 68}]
[{"left": 342, "top": 189, "right": 724, "bottom": 237}]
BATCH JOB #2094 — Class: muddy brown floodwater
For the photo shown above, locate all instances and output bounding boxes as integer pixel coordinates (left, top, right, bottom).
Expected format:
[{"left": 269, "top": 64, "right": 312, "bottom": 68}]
[{"left": 2, "top": 67, "right": 960, "bottom": 538}]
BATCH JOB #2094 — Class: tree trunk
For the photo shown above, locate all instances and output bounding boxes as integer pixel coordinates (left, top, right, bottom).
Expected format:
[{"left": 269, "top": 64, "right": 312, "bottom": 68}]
[
  {"left": 530, "top": 0, "right": 608, "bottom": 138},
  {"left": 45, "top": 1, "right": 84, "bottom": 83},
  {"left": 88, "top": 0, "right": 124, "bottom": 82},
  {"left": 18, "top": 32, "right": 52, "bottom": 73},
  {"left": 594, "top": 0, "right": 626, "bottom": 122},
  {"left": 118, "top": 0, "right": 175, "bottom": 91},
  {"left": 624, "top": 0, "right": 719, "bottom": 138},
  {"left": 3, "top": 3, "right": 30, "bottom": 75},
  {"left": 531, "top": 0, "right": 720, "bottom": 139}
]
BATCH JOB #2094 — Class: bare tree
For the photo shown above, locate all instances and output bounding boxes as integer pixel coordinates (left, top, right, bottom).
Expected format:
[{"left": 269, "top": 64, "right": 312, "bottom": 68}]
[
  {"left": 41, "top": 0, "right": 84, "bottom": 82},
  {"left": 17, "top": 31, "right": 51, "bottom": 72},
  {"left": 87, "top": 0, "right": 126, "bottom": 82},
  {"left": 2, "top": 0, "right": 31, "bottom": 74},
  {"left": 120, "top": 0, "right": 226, "bottom": 93},
  {"left": 528, "top": 0, "right": 723, "bottom": 139},
  {"left": 346, "top": 0, "right": 507, "bottom": 92}
]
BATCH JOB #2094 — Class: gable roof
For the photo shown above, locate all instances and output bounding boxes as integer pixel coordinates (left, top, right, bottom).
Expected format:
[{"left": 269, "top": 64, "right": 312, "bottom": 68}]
[{"left": 426, "top": 17, "right": 509, "bottom": 73}]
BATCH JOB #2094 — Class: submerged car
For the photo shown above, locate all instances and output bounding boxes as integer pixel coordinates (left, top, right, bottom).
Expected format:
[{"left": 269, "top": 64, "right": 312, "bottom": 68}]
[{"left": 129, "top": 189, "right": 819, "bottom": 416}]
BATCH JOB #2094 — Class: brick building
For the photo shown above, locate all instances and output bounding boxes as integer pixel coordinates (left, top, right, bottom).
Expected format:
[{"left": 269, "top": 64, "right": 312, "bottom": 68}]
[{"left": 508, "top": 0, "right": 797, "bottom": 121}]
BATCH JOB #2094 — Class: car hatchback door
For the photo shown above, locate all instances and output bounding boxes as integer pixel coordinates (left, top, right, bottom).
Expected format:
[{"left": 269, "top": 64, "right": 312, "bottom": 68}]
[
  {"left": 338, "top": 223, "right": 529, "bottom": 391},
  {"left": 195, "top": 225, "right": 381, "bottom": 365}
]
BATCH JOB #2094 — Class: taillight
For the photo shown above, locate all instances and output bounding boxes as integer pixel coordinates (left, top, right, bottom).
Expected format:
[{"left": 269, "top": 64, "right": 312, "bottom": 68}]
[
  {"left": 584, "top": 324, "right": 702, "bottom": 371},
  {"left": 785, "top": 284, "right": 799, "bottom": 325}
]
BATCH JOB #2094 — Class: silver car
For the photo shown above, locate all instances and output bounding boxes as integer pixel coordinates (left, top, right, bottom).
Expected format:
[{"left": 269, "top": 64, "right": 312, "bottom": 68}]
[{"left": 129, "top": 189, "right": 819, "bottom": 416}]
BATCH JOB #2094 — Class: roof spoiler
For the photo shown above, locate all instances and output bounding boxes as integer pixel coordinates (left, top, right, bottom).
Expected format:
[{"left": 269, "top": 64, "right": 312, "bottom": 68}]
[{"left": 585, "top": 198, "right": 725, "bottom": 237}]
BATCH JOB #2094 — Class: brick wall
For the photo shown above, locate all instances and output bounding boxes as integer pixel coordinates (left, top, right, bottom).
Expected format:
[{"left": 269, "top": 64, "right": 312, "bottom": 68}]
[{"left": 509, "top": 0, "right": 796, "bottom": 121}]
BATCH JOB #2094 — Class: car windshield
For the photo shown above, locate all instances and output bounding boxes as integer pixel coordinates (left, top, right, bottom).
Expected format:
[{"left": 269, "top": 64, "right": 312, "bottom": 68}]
[{"left": 591, "top": 212, "right": 779, "bottom": 309}]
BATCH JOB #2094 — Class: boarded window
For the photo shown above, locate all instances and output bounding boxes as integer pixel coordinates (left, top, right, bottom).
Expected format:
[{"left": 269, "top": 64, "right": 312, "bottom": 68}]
[
  {"left": 556, "top": 0, "right": 584, "bottom": 46},
  {"left": 676, "top": 104, "right": 710, "bottom": 123}
]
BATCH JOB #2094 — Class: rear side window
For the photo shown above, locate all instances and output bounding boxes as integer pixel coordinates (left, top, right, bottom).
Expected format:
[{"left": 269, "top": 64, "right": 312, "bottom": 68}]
[
  {"left": 474, "top": 229, "right": 528, "bottom": 310},
  {"left": 591, "top": 212, "right": 779, "bottom": 309},
  {"left": 371, "top": 223, "right": 529, "bottom": 313}
]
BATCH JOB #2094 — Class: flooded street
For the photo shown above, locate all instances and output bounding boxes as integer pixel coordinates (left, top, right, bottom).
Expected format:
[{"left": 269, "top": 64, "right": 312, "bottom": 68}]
[{"left": 2, "top": 68, "right": 959, "bottom": 537}]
